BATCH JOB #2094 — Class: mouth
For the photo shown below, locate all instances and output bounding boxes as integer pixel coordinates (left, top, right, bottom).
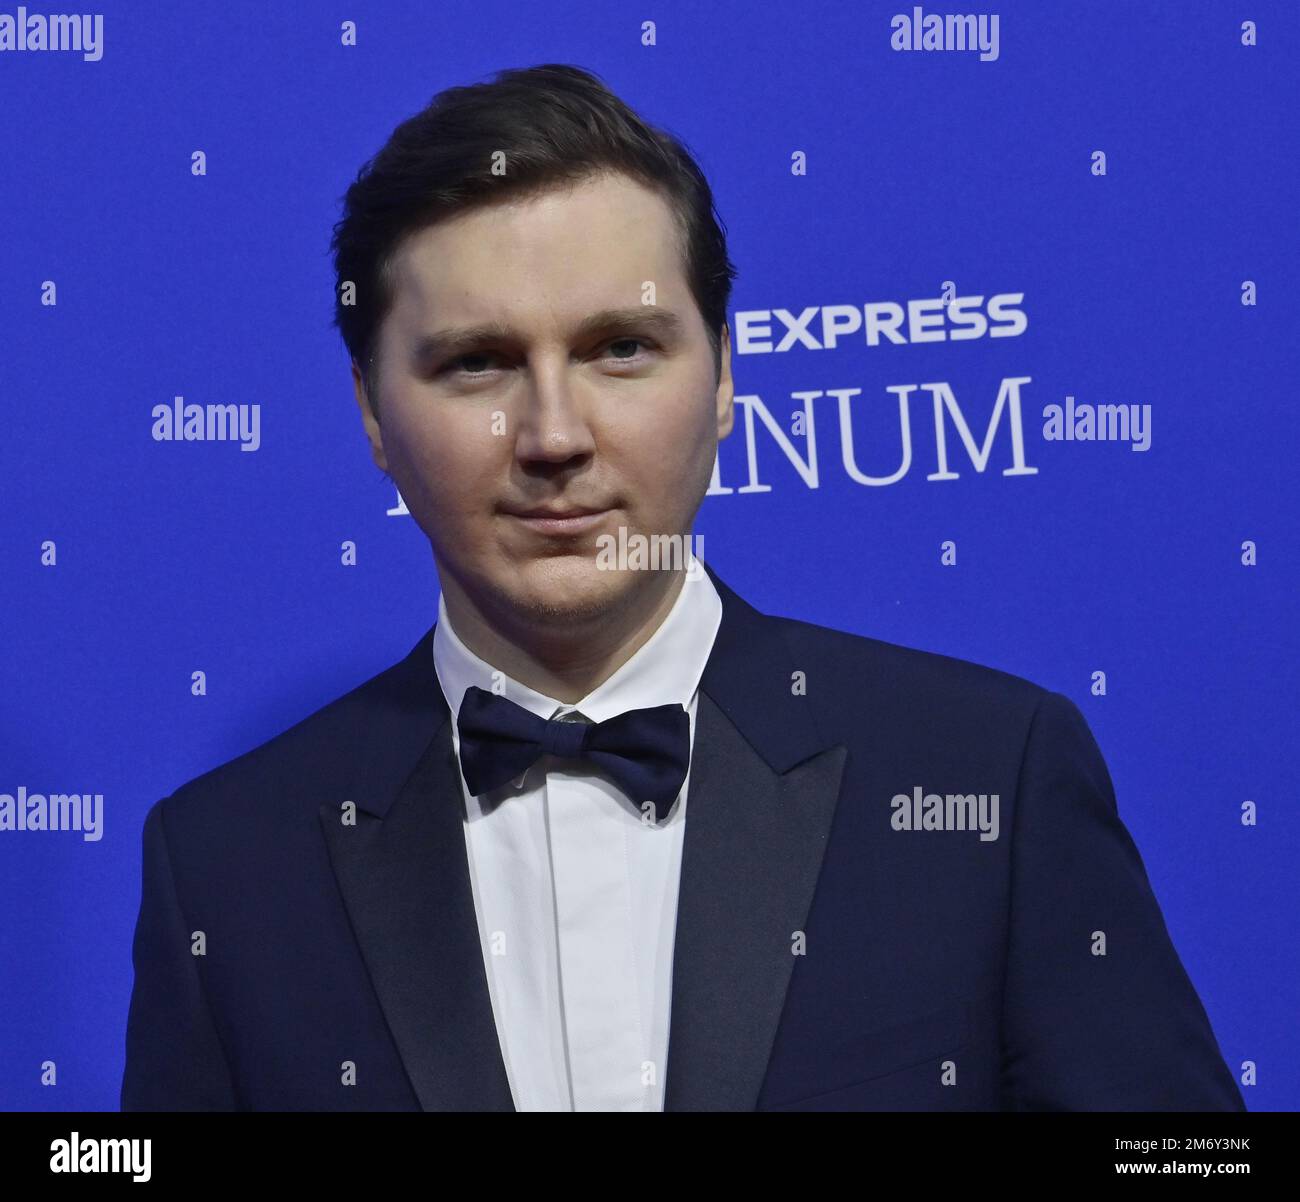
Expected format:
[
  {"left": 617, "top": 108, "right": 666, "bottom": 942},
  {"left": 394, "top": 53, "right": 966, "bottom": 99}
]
[{"left": 502, "top": 507, "right": 614, "bottom": 536}]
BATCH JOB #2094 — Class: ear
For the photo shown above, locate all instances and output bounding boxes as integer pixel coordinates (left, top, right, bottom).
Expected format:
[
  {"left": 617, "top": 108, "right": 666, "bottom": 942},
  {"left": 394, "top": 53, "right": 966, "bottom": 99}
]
[
  {"left": 351, "top": 359, "right": 388, "bottom": 473},
  {"left": 715, "top": 323, "right": 734, "bottom": 440}
]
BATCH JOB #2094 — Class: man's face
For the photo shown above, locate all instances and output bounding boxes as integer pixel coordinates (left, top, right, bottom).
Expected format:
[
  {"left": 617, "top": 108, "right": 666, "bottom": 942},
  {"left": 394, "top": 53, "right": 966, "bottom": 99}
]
[{"left": 351, "top": 170, "right": 734, "bottom": 633}]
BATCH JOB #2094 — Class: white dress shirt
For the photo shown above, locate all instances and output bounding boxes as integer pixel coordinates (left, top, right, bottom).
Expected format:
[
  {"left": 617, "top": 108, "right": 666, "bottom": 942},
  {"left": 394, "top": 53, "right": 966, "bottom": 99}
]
[{"left": 432, "top": 564, "right": 723, "bottom": 1111}]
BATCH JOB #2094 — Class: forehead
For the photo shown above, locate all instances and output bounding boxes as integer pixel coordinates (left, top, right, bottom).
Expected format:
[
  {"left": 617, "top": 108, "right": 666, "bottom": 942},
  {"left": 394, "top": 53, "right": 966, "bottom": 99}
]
[{"left": 385, "top": 171, "right": 688, "bottom": 329}]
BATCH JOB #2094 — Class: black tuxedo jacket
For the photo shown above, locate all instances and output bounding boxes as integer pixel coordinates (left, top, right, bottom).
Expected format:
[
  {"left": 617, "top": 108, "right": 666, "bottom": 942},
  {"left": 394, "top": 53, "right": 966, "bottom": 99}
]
[{"left": 121, "top": 563, "right": 1244, "bottom": 1111}]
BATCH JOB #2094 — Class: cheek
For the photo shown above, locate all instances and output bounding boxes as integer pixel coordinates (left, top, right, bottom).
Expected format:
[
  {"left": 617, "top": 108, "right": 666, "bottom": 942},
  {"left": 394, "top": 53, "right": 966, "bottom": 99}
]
[
  {"left": 617, "top": 399, "right": 714, "bottom": 503},
  {"left": 396, "top": 410, "right": 501, "bottom": 500},
  {"left": 662, "top": 389, "right": 719, "bottom": 471}
]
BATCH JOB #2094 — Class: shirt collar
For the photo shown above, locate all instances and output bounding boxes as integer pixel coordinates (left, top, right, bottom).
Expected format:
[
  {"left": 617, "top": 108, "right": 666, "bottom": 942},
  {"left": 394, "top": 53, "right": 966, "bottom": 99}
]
[{"left": 433, "top": 563, "right": 722, "bottom": 737}]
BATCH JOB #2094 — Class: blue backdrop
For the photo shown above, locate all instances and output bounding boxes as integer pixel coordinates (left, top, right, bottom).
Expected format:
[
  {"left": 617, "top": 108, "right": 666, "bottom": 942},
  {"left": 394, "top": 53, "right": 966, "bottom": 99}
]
[{"left": 1, "top": 0, "right": 1295, "bottom": 1111}]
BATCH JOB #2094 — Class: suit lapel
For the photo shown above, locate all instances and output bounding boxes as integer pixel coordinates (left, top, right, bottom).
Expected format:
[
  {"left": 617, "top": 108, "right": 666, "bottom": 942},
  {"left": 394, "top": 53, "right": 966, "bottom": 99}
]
[
  {"left": 318, "top": 638, "right": 516, "bottom": 1111},
  {"left": 318, "top": 562, "right": 847, "bottom": 1112},
  {"left": 663, "top": 565, "right": 848, "bottom": 1109}
]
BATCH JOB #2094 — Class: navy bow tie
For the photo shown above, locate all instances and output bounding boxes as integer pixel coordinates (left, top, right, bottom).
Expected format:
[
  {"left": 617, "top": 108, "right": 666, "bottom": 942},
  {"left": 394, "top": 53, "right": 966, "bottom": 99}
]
[{"left": 456, "top": 685, "right": 691, "bottom": 823}]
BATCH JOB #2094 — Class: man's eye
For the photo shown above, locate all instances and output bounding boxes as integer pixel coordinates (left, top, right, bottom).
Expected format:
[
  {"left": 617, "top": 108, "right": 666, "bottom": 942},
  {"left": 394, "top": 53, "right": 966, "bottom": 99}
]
[
  {"left": 440, "top": 352, "right": 498, "bottom": 376},
  {"left": 436, "top": 338, "right": 652, "bottom": 378},
  {"left": 603, "top": 337, "right": 651, "bottom": 361}
]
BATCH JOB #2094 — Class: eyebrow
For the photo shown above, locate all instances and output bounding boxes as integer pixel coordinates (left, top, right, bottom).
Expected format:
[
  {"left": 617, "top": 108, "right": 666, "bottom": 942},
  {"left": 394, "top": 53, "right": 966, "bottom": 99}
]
[{"left": 406, "top": 306, "right": 686, "bottom": 367}]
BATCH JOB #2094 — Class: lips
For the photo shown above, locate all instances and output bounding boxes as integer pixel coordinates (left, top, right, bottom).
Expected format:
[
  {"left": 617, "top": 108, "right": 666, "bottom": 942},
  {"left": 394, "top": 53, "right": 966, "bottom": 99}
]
[
  {"left": 504, "top": 506, "right": 613, "bottom": 535},
  {"left": 507, "top": 506, "right": 607, "bottom": 519}
]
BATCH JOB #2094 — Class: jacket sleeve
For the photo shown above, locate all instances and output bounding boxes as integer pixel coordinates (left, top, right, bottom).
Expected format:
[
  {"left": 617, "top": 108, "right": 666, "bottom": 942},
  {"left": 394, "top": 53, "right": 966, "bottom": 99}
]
[
  {"left": 1000, "top": 691, "right": 1245, "bottom": 1111},
  {"left": 120, "top": 796, "right": 240, "bottom": 1110}
]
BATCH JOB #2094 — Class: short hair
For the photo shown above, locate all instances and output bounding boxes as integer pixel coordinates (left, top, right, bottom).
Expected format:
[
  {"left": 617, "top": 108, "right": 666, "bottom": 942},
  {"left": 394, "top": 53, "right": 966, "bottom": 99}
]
[{"left": 330, "top": 63, "right": 737, "bottom": 407}]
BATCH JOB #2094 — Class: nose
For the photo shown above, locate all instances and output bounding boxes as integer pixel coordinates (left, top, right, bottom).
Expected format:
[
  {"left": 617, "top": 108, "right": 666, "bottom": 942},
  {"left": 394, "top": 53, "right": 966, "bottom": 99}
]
[{"left": 512, "top": 361, "right": 598, "bottom": 467}]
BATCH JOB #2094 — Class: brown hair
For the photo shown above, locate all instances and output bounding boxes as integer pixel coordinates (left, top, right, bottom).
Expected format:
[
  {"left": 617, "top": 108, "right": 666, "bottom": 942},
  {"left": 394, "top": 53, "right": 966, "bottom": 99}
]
[{"left": 330, "top": 63, "right": 736, "bottom": 404}]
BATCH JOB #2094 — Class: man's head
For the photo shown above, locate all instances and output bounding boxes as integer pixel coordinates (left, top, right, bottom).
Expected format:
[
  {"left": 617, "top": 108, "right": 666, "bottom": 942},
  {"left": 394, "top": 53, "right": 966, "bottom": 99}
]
[{"left": 330, "top": 64, "right": 736, "bottom": 644}]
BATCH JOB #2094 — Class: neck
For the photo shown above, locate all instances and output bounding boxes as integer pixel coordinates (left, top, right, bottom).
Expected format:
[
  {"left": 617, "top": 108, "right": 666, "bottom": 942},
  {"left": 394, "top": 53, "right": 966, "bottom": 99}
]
[{"left": 439, "top": 567, "right": 687, "bottom": 704}]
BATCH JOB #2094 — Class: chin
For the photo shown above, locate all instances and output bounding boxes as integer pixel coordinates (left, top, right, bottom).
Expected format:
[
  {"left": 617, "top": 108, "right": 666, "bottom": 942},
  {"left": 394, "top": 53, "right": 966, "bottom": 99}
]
[{"left": 502, "top": 557, "right": 634, "bottom": 624}]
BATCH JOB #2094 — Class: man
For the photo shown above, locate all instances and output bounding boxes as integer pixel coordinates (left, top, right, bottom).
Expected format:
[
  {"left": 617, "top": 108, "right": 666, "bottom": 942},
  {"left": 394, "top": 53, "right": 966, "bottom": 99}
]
[{"left": 121, "top": 64, "right": 1243, "bottom": 1111}]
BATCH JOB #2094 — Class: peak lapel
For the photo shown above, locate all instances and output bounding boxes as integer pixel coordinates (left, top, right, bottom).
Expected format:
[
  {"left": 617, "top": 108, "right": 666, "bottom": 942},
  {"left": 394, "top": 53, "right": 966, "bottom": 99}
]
[
  {"left": 318, "top": 629, "right": 515, "bottom": 1112},
  {"left": 664, "top": 564, "right": 848, "bottom": 1110}
]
